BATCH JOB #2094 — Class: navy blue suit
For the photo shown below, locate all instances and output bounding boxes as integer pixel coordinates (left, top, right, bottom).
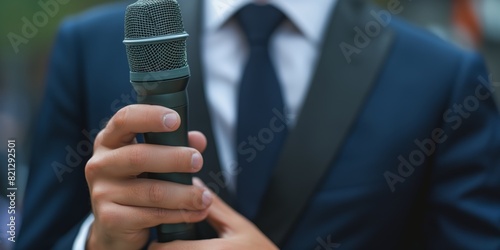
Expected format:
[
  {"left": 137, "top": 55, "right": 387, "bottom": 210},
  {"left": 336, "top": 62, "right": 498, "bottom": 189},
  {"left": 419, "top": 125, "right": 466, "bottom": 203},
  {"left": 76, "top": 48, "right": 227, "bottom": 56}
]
[{"left": 18, "top": 0, "right": 500, "bottom": 249}]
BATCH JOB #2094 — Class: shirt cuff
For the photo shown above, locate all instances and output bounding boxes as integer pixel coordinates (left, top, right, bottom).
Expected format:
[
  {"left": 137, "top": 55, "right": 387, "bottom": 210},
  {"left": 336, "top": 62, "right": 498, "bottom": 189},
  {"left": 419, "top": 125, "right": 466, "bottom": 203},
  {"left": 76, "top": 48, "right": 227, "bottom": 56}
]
[{"left": 72, "top": 213, "right": 95, "bottom": 250}]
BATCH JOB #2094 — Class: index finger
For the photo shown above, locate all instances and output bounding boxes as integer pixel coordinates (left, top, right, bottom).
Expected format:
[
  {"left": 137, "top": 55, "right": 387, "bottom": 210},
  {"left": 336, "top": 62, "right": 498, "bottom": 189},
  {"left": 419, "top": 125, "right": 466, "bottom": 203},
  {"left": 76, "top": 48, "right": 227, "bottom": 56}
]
[{"left": 96, "top": 104, "right": 180, "bottom": 149}]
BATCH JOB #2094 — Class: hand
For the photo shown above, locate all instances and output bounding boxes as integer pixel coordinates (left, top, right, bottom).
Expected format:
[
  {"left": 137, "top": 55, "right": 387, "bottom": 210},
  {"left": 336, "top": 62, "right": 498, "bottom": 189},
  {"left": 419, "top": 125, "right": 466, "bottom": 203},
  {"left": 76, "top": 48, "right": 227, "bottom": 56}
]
[
  {"left": 149, "top": 178, "right": 279, "bottom": 250},
  {"left": 85, "top": 105, "right": 213, "bottom": 250}
]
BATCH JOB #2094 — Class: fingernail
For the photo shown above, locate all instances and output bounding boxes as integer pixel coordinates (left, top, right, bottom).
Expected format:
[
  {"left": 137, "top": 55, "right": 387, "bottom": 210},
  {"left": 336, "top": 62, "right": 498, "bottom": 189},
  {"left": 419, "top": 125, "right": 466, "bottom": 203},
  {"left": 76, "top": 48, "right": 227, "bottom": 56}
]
[
  {"left": 163, "top": 113, "right": 178, "bottom": 129},
  {"left": 202, "top": 189, "right": 212, "bottom": 207},
  {"left": 191, "top": 153, "right": 202, "bottom": 170}
]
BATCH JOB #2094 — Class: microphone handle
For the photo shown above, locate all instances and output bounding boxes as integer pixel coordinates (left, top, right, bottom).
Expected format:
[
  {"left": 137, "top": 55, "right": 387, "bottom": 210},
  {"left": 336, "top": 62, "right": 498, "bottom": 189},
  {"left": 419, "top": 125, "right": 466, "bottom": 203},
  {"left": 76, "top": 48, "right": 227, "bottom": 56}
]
[{"left": 132, "top": 76, "right": 197, "bottom": 242}]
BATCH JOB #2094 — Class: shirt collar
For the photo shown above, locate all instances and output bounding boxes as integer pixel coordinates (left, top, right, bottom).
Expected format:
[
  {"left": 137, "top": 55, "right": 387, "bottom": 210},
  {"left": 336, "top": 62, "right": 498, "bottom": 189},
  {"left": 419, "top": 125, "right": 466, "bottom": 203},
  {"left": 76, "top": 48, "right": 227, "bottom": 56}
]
[{"left": 204, "top": 0, "right": 337, "bottom": 44}]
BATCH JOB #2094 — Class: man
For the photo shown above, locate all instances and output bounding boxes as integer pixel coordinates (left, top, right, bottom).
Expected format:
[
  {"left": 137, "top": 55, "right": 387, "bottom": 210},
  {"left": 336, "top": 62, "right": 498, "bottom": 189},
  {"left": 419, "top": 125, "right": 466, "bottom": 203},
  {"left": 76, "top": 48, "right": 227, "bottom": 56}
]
[{"left": 18, "top": 0, "right": 500, "bottom": 249}]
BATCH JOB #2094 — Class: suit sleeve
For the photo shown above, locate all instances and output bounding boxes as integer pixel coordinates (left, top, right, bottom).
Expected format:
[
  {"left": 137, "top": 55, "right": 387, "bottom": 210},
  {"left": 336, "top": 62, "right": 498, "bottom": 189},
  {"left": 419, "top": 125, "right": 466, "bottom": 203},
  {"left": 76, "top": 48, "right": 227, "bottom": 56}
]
[
  {"left": 17, "top": 18, "right": 92, "bottom": 250},
  {"left": 424, "top": 52, "right": 500, "bottom": 249}
]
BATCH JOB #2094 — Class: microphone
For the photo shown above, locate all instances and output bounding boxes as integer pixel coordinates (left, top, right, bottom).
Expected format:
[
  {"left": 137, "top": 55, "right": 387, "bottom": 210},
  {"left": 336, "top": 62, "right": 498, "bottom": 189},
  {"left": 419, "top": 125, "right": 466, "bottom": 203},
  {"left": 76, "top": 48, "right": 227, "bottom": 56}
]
[{"left": 123, "top": 0, "right": 196, "bottom": 242}]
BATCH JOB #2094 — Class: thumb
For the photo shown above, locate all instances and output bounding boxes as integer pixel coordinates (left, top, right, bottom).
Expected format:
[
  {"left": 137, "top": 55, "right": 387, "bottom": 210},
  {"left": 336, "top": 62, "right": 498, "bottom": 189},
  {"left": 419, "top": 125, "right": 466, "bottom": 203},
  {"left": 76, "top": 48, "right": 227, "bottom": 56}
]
[{"left": 192, "top": 177, "right": 247, "bottom": 237}]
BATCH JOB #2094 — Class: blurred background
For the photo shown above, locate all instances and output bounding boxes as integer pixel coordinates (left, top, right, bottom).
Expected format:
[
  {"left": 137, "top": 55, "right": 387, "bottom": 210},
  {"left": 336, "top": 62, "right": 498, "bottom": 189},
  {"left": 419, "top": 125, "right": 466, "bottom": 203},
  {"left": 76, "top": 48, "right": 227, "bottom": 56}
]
[
  {"left": 0, "top": 0, "right": 498, "bottom": 249},
  {"left": 0, "top": 1, "right": 116, "bottom": 248}
]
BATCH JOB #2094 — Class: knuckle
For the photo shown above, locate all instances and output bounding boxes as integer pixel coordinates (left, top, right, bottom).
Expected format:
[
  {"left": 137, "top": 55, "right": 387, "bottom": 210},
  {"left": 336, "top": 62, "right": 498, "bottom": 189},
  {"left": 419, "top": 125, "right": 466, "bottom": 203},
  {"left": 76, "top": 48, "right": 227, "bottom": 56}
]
[
  {"left": 90, "top": 184, "right": 109, "bottom": 203},
  {"left": 141, "top": 106, "right": 156, "bottom": 124},
  {"left": 148, "top": 183, "right": 166, "bottom": 204},
  {"left": 85, "top": 157, "right": 103, "bottom": 181},
  {"left": 128, "top": 146, "right": 147, "bottom": 168},
  {"left": 112, "top": 107, "right": 130, "bottom": 130},
  {"left": 97, "top": 204, "right": 120, "bottom": 229},
  {"left": 94, "top": 129, "right": 105, "bottom": 147},
  {"left": 172, "top": 148, "right": 184, "bottom": 167},
  {"left": 189, "top": 186, "right": 205, "bottom": 209},
  {"left": 173, "top": 148, "right": 195, "bottom": 170}
]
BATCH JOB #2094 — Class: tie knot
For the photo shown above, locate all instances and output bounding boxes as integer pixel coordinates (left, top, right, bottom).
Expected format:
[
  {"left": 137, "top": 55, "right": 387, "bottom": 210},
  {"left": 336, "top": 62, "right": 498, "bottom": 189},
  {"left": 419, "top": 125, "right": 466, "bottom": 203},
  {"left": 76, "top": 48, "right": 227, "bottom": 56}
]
[{"left": 235, "top": 4, "right": 286, "bottom": 46}]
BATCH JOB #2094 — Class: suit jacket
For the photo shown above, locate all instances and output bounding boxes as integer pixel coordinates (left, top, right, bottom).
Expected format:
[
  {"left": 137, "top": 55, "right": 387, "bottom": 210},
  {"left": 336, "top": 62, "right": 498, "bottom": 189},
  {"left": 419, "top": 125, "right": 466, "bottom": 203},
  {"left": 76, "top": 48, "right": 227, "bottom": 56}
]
[{"left": 18, "top": 0, "right": 500, "bottom": 249}]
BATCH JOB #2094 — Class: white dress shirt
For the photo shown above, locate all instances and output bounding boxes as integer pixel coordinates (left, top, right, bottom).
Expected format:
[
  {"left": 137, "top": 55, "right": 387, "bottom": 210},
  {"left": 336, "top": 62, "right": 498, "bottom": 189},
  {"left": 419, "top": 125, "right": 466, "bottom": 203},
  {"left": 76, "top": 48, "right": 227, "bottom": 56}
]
[
  {"left": 204, "top": 0, "right": 336, "bottom": 191},
  {"left": 74, "top": 0, "right": 336, "bottom": 248}
]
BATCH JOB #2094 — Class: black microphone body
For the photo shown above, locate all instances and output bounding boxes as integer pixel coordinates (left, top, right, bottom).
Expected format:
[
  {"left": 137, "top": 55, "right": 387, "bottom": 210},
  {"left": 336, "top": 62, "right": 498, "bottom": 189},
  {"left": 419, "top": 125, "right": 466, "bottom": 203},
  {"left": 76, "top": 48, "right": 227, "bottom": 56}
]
[
  {"left": 135, "top": 76, "right": 195, "bottom": 243},
  {"left": 123, "top": 0, "right": 196, "bottom": 242}
]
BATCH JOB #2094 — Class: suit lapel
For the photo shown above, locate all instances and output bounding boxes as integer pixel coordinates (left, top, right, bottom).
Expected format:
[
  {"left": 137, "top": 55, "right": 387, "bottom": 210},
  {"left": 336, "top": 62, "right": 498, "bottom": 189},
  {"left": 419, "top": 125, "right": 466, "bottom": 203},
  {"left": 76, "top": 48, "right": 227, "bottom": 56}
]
[
  {"left": 178, "top": 0, "right": 232, "bottom": 205},
  {"left": 254, "top": 0, "right": 395, "bottom": 245}
]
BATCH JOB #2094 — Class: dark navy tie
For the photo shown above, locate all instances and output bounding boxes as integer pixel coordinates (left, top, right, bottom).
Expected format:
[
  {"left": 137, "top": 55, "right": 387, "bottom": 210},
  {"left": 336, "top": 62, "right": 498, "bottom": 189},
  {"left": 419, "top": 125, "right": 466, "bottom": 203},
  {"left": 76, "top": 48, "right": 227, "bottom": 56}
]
[{"left": 235, "top": 4, "right": 288, "bottom": 220}]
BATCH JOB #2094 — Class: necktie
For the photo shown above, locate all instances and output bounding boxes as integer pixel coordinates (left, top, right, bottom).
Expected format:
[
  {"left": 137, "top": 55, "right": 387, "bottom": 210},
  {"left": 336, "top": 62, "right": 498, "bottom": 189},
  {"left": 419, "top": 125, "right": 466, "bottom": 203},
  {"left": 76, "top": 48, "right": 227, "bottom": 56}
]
[{"left": 235, "top": 4, "right": 288, "bottom": 219}]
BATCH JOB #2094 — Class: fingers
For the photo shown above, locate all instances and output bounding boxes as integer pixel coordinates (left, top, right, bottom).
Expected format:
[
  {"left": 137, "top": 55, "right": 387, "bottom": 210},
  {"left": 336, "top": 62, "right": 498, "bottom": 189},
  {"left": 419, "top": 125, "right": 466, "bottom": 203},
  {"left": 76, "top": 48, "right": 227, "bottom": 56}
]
[
  {"left": 111, "top": 178, "right": 212, "bottom": 210},
  {"left": 148, "top": 178, "right": 278, "bottom": 250},
  {"left": 192, "top": 178, "right": 247, "bottom": 235},
  {"left": 96, "top": 105, "right": 181, "bottom": 149},
  {"left": 86, "top": 143, "right": 203, "bottom": 178},
  {"left": 85, "top": 104, "right": 211, "bottom": 249},
  {"left": 94, "top": 202, "right": 209, "bottom": 232},
  {"left": 89, "top": 178, "right": 213, "bottom": 239}
]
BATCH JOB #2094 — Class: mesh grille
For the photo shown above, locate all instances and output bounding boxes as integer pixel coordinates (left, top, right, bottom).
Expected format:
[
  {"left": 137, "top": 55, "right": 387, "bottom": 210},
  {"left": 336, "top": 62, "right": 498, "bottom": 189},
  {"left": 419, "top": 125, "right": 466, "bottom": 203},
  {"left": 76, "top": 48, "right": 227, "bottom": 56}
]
[
  {"left": 124, "top": 0, "right": 187, "bottom": 72},
  {"left": 125, "top": 41, "right": 187, "bottom": 72}
]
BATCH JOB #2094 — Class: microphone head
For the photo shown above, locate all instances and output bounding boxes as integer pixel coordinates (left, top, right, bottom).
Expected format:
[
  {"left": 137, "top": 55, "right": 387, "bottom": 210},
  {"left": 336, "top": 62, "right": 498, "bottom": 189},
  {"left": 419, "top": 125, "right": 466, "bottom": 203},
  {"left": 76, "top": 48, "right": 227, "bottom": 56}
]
[{"left": 124, "top": 0, "right": 188, "bottom": 74}]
